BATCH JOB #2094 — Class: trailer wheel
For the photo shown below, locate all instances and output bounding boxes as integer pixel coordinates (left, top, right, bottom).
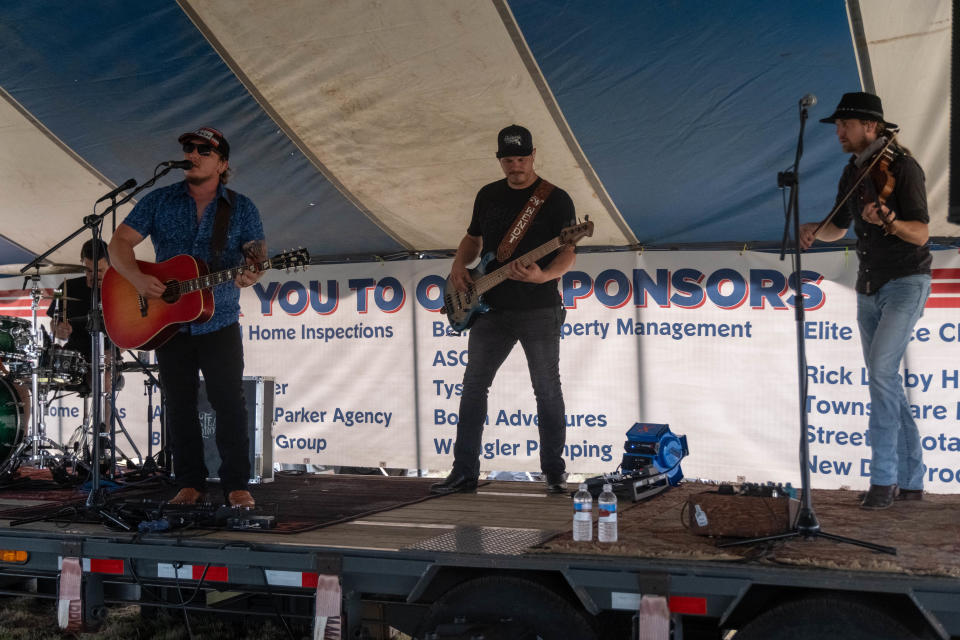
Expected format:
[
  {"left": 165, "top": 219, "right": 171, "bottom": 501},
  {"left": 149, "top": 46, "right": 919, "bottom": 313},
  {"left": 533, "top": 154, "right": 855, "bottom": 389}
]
[
  {"left": 414, "top": 575, "right": 597, "bottom": 640},
  {"left": 733, "top": 595, "right": 933, "bottom": 640}
]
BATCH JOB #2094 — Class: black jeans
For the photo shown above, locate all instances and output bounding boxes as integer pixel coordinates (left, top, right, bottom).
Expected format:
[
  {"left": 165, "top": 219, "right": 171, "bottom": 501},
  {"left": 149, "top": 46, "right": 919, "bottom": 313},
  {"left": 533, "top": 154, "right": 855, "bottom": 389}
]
[
  {"left": 156, "top": 323, "right": 249, "bottom": 493},
  {"left": 452, "top": 307, "right": 566, "bottom": 479}
]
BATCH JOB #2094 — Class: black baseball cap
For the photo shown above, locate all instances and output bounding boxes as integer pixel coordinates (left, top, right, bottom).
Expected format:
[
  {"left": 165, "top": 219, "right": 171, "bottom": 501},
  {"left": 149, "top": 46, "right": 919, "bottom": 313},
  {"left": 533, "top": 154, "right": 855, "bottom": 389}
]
[{"left": 496, "top": 124, "right": 533, "bottom": 158}]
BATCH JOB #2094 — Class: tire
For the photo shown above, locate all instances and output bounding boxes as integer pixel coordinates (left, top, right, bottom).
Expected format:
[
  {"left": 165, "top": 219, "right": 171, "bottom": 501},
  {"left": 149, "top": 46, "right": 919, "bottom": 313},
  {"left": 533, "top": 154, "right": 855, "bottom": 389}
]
[
  {"left": 733, "top": 595, "right": 933, "bottom": 640},
  {"left": 414, "top": 575, "right": 597, "bottom": 640}
]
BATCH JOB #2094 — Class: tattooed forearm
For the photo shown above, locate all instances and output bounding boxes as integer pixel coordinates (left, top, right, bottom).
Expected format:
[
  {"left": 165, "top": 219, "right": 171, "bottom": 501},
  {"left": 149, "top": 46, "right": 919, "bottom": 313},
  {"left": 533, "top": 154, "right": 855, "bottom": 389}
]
[{"left": 243, "top": 239, "right": 267, "bottom": 262}]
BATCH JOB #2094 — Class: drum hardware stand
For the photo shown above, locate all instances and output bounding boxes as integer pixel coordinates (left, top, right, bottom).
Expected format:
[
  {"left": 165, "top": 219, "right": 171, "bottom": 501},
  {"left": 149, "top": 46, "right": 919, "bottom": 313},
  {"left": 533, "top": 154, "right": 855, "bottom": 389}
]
[
  {"left": 719, "top": 96, "right": 895, "bottom": 555},
  {"left": 125, "top": 349, "right": 168, "bottom": 474},
  {"left": 102, "top": 359, "right": 146, "bottom": 479},
  {"left": 0, "top": 272, "right": 74, "bottom": 480}
]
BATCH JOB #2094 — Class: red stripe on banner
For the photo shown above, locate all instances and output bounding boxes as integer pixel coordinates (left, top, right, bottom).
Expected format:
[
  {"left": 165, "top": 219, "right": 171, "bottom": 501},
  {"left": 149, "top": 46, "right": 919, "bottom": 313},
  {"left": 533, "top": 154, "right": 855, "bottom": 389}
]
[
  {"left": 302, "top": 572, "right": 319, "bottom": 588},
  {"left": 89, "top": 558, "right": 124, "bottom": 575},
  {"left": 0, "top": 289, "right": 53, "bottom": 316},
  {"left": 931, "top": 283, "right": 960, "bottom": 294},
  {"left": 926, "top": 297, "right": 960, "bottom": 308},
  {"left": 931, "top": 268, "right": 960, "bottom": 279}
]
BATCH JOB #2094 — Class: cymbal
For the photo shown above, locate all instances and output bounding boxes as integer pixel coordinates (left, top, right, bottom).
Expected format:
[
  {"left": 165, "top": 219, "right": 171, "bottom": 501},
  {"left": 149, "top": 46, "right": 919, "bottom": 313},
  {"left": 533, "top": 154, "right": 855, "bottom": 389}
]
[
  {"left": 0, "top": 263, "right": 84, "bottom": 276},
  {"left": 41, "top": 291, "right": 82, "bottom": 301},
  {"left": 0, "top": 291, "right": 83, "bottom": 302}
]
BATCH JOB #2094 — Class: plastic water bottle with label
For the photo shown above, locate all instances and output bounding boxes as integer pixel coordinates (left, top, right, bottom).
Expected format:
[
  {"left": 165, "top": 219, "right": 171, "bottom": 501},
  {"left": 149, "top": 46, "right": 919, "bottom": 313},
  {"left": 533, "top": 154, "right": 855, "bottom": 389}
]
[
  {"left": 598, "top": 483, "right": 618, "bottom": 542},
  {"left": 573, "top": 483, "right": 593, "bottom": 542}
]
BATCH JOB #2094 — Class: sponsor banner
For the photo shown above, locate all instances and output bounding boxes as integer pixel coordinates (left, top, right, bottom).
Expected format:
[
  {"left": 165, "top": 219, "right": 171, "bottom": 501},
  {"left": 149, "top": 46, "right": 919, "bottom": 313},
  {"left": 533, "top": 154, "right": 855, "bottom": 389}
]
[
  {"left": 14, "top": 248, "right": 960, "bottom": 492},
  {"left": 242, "top": 262, "right": 416, "bottom": 468}
]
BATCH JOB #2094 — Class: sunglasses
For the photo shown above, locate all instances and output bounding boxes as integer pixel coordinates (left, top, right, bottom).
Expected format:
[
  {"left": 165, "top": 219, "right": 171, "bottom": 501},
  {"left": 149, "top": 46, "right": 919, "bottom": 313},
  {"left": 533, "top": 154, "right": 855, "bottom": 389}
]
[{"left": 182, "top": 142, "right": 216, "bottom": 156}]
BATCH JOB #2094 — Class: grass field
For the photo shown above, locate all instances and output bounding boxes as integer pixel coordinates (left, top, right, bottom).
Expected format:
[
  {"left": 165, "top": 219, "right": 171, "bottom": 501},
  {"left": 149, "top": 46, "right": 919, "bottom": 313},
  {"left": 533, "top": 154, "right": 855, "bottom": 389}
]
[{"left": 0, "top": 596, "right": 310, "bottom": 639}]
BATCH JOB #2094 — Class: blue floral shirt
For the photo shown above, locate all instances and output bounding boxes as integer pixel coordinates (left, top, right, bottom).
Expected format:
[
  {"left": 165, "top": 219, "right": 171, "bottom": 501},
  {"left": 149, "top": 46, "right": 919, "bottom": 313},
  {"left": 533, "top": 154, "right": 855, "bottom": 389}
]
[{"left": 122, "top": 181, "right": 265, "bottom": 335}]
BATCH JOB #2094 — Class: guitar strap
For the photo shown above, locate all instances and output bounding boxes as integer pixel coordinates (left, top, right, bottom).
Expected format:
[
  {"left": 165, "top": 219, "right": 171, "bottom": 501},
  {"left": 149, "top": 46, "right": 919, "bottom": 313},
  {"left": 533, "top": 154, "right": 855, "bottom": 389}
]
[
  {"left": 210, "top": 188, "right": 236, "bottom": 269},
  {"left": 496, "top": 179, "right": 554, "bottom": 263}
]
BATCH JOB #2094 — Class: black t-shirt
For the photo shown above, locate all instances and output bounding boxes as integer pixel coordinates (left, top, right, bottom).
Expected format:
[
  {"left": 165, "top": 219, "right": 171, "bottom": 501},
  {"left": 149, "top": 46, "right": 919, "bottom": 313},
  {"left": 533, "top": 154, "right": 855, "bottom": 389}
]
[
  {"left": 467, "top": 177, "right": 576, "bottom": 310},
  {"left": 46, "top": 276, "right": 98, "bottom": 360},
  {"left": 831, "top": 152, "right": 931, "bottom": 295}
]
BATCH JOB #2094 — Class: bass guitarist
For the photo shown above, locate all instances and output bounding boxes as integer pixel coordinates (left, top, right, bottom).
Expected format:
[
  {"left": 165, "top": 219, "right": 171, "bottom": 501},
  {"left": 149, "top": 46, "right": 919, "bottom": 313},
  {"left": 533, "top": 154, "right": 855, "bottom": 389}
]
[
  {"left": 108, "top": 127, "right": 266, "bottom": 508},
  {"left": 431, "top": 125, "right": 577, "bottom": 496}
]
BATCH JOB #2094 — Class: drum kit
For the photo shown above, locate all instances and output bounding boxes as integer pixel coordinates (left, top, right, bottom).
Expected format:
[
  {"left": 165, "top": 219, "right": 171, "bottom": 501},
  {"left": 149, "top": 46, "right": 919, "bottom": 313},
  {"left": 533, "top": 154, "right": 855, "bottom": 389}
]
[{"left": 0, "top": 267, "right": 145, "bottom": 485}]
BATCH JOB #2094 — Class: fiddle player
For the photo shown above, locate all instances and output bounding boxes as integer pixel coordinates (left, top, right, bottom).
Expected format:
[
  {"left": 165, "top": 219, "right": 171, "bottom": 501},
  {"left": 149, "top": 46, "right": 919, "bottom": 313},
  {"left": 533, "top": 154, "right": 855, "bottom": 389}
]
[{"left": 799, "top": 92, "right": 931, "bottom": 510}]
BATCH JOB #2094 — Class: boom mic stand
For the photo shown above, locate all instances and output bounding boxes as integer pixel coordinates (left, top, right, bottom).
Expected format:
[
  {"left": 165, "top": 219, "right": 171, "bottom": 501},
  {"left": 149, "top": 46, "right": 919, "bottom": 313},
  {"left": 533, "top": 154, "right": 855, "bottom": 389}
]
[
  {"left": 20, "top": 163, "right": 184, "bottom": 530},
  {"left": 721, "top": 98, "right": 895, "bottom": 555}
]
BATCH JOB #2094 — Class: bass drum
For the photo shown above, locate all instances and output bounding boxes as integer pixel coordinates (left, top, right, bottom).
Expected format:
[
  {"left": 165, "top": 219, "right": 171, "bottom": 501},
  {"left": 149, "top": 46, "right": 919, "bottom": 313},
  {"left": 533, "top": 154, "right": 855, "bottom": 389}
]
[{"left": 0, "top": 376, "right": 29, "bottom": 467}]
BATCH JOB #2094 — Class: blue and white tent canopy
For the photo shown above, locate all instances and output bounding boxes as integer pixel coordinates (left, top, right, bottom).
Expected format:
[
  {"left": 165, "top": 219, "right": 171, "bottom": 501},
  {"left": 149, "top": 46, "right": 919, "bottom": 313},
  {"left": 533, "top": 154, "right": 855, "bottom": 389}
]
[{"left": 0, "top": 0, "right": 952, "bottom": 266}]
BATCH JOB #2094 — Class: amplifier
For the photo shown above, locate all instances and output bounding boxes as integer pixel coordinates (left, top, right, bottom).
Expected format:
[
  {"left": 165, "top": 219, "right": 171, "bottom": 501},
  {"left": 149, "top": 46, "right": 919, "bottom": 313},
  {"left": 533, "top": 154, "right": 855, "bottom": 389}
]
[{"left": 195, "top": 375, "right": 275, "bottom": 484}]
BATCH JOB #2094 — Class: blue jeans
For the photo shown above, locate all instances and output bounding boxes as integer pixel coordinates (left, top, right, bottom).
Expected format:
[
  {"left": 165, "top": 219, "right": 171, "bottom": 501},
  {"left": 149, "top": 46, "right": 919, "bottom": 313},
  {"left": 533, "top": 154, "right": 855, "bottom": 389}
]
[
  {"left": 452, "top": 307, "right": 567, "bottom": 479},
  {"left": 857, "top": 274, "right": 930, "bottom": 489}
]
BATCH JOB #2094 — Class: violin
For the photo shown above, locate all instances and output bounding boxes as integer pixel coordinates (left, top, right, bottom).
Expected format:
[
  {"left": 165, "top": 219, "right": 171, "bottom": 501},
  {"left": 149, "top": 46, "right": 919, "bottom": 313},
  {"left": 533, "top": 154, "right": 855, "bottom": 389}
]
[{"left": 813, "top": 129, "right": 900, "bottom": 236}]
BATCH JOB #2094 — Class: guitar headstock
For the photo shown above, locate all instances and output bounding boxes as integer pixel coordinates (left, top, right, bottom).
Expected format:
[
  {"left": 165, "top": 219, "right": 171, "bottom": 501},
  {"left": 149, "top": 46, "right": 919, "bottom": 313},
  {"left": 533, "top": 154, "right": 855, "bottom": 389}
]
[
  {"left": 560, "top": 218, "right": 595, "bottom": 246},
  {"left": 270, "top": 248, "right": 311, "bottom": 271}
]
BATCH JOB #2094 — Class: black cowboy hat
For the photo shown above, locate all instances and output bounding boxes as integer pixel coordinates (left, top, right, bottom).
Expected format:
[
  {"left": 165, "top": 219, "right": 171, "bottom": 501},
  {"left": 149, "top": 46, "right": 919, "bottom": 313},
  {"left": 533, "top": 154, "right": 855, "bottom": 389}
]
[{"left": 819, "top": 92, "right": 897, "bottom": 129}]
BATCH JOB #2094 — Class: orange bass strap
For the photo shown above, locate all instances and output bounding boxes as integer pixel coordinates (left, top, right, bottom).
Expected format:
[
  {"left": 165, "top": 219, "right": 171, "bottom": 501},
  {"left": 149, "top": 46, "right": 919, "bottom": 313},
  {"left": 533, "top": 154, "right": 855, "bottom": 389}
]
[{"left": 496, "top": 179, "right": 555, "bottom": 263}]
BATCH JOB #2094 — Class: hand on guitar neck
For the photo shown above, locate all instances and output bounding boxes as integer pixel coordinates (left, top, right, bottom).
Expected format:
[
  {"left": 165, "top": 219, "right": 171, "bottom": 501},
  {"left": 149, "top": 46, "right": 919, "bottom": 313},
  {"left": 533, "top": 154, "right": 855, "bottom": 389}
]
[
  {"left": 507, "top": 257, "right": 546, "bottom": 283},
  {"left": 449, "top": 247, "right": 563, "bottom": 292},
  {"left": 235, "top": 239, "right": 268, "bottom": 288}
]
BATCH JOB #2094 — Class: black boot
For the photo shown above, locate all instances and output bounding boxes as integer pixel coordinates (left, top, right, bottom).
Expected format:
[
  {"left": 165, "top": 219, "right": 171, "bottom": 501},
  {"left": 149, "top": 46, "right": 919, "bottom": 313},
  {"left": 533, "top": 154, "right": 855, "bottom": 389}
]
[
  {"left": 544, "top": 472, "right": 568, "bottom": 494},
  {"left": 430, "top": 472, "right": 478, "bottom": 495},
  {"left": 860, "top": 484, "right": 897, "bottom": 510}
]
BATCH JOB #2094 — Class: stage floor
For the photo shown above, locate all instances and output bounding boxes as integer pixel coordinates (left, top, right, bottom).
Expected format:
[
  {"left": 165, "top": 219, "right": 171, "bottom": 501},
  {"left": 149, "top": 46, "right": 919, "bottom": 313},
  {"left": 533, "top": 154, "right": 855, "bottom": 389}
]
[{"left": 0, "top": 472, "right": 957, "bottom": 579}]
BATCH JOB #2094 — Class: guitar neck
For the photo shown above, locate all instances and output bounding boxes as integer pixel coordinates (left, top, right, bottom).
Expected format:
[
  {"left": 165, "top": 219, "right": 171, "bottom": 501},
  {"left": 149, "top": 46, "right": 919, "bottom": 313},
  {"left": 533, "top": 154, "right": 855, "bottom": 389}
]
[
  {"left": 473, "top": 238, "right": 564, "bottom": 295},
  {"left": 175, "top": 259, "right": 271, "bottom": 294}
]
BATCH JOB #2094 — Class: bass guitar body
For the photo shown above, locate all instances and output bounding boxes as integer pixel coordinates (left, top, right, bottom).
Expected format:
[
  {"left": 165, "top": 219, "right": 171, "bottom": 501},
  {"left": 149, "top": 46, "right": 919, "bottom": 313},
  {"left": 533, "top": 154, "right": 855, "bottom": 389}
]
[
  {"left": 102, "top": 255, "right": 214, "bottom": 350},
  {"left": 442, "top": 252, "right": 495, "bottom": 332}
]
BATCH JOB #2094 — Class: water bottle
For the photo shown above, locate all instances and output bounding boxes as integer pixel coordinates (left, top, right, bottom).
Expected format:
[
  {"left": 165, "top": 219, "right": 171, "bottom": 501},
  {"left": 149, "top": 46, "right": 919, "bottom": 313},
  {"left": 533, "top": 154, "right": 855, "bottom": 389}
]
[
  {"left": 598, "top": 483, "right": 618, "bottom": 543},
  {"left": 572, "top": 483, "right": 593, "bottom": 542}
]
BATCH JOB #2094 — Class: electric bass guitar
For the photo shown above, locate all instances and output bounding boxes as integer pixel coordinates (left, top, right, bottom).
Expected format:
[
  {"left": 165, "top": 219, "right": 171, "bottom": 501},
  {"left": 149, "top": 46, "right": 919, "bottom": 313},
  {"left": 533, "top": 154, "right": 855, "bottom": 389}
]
[
  {"left": 441, "top": 219, "right": 594, "bottom": 332},
  {"left": 101, "top": 248, "right": 310, "bottom": 350}
]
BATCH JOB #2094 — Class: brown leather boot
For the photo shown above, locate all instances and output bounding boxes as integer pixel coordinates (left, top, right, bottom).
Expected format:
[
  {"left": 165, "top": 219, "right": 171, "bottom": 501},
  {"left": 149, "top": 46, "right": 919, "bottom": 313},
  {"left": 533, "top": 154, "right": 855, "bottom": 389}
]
[
  {"left": 228, "top": 490, "right": 255, "bottom": 508},
  {"left": 168, "top": 487, "right": 204, "bottom": 505},
  {"left": 860, "top": 484, "right": 897, "bottom": 510},
  {"left": 897, "top": 488, "right": 923, "bottom": 501}
]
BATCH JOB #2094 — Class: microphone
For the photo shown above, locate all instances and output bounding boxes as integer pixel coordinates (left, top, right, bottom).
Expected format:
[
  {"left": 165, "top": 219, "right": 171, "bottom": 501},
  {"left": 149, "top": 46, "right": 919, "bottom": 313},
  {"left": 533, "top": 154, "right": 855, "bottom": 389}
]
[
  {"left": 799, "top": 93, "right": 817, "bottom": 108},
  {"left": 162, "top": 160, "right": 194, "bottom": 170},
  {"left": 95, "top": 178, "right": 137, "bottom": 204}
]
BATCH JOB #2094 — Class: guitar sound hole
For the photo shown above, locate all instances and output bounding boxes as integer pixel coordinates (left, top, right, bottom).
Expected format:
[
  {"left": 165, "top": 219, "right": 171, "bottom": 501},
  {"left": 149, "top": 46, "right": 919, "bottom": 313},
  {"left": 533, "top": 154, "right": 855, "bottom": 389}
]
[{"left": 160, "top": 280, "right": 180, "bottom": 304}]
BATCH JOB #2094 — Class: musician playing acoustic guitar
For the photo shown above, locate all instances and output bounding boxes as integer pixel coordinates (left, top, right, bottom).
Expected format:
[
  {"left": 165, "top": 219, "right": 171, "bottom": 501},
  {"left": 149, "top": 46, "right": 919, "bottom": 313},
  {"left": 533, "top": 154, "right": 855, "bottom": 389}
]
[
  {"left": 108, "top": 127, "right": 266, "bottom": 508},
  {"left": 431, "top": 125, "right": 577, "bottom": 496},
  {"left": 798, "top": 93, "right": 930, "bottom": 510}
]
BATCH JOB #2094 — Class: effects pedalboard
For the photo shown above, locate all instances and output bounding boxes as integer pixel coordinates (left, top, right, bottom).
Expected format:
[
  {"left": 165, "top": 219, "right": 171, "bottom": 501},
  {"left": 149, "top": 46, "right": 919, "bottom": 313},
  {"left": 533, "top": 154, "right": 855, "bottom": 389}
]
[
  {"left": 115, "top": 499, "right": 278, "bottom": 532},
  {"left": 582, "top": 467, "right": 671, "bottom": 502}
]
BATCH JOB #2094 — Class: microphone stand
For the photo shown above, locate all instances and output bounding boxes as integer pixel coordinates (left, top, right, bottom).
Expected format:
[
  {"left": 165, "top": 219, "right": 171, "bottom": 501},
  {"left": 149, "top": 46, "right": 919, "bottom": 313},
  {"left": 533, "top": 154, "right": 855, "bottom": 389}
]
[
  {"left": 20, "top": 165, "right": 181, "bottom": 530},
  {"left": 720, "top": 101, "right": 895, "bottom": 555}
]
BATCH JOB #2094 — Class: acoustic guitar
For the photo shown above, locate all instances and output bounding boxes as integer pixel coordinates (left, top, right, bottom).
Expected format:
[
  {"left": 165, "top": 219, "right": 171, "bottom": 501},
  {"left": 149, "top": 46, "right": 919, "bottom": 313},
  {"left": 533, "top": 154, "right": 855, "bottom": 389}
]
[
  {"left": 441, "top": 219, "right": 594, "bottom": 332},
  {"left": 102, "top": 248, "right": 309, "bottom": 350}
]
